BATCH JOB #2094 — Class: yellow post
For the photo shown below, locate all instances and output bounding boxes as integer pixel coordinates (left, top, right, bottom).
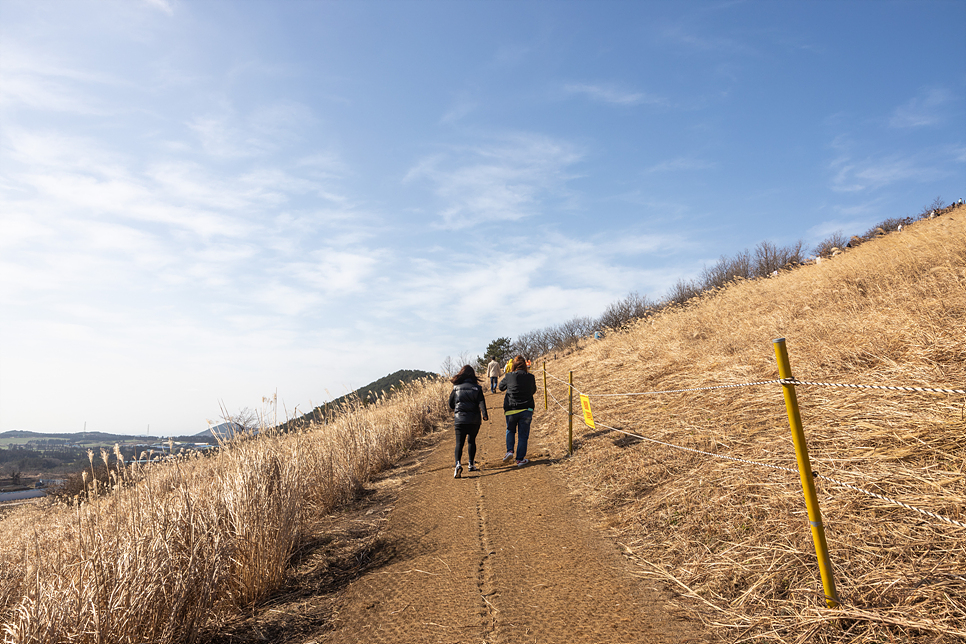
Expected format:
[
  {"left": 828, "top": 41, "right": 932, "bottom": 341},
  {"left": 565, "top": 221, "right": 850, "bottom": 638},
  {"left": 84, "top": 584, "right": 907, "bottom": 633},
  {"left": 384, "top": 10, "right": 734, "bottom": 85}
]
[
  {"left": 568, "top": 371, "right": 574, "bottom": 455},
  {"left": 773, "top": 338, "right": 839, "bottom": 608},
  {"left": 543, "top": 362, "right": 548, "bottom": 411}
]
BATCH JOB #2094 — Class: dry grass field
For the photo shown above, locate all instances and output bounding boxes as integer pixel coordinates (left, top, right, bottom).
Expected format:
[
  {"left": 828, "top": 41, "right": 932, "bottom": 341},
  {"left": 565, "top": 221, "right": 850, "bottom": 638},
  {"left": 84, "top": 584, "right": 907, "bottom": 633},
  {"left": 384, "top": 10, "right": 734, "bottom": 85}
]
[
  {"left": 0, "top": 378, "right": 449, "bottom": 643},
  {"left": 535, "top": 207, "right": 966, "bottom": 642},
  {"left": 0, "top": 207, "right": 962, "bottom": 643}
]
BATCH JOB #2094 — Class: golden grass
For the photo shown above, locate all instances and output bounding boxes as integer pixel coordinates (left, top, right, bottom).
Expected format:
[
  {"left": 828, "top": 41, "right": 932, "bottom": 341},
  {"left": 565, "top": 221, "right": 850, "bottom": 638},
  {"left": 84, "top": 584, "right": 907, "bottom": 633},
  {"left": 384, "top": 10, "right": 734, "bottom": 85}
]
[
  {"left": 535, "top": 208, "right": 966, "bottom": 642},
  {"left": 0, "top": 378, "right": 448, "bottom": 643}
]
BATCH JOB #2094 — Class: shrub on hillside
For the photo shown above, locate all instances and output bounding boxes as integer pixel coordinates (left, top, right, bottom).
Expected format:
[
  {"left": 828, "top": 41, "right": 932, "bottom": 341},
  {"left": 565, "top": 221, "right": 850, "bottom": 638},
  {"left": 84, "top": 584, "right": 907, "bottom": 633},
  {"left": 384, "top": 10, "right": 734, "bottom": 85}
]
[
  {"left": 665, "top": 278, "right": 702, "bottom": 306},
  {"left": 699, "top": 251, "right": 754, "bottom": 291},
  {"left": 752, "top": 239, "right": 806, "bottom": 275},
  {"left": 813, "top": 230, "right": 849, "bottom": 258},
  {"left": 919, "top": 195, "right": 946, "bottom": 217},
  {"left": 597, "top": 292, "right": 655, "bottom": 331}
]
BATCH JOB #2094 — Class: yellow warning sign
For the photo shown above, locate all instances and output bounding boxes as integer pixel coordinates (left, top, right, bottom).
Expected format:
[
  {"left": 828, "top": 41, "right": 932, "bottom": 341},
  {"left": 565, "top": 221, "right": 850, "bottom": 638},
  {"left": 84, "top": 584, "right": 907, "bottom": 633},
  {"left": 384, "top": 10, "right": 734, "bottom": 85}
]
[{"left": 579, "top": 394, "right": 595, "bottom": 429}]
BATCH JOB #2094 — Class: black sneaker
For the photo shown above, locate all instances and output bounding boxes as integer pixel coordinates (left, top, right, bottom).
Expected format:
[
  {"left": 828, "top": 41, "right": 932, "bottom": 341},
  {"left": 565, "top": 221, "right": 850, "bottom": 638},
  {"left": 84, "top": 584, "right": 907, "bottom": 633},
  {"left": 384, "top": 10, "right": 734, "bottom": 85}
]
[{"left": 454, "top": 463, "right": 463, "bottom": 478}]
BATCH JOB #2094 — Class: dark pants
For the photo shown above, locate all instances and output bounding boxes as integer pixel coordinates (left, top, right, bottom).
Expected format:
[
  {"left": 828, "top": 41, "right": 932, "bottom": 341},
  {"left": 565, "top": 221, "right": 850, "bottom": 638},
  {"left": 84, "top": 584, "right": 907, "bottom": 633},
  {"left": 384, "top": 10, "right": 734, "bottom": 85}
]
[
  {"left": 455, "top": 423, "right": 481, "bottom": 464},
  {"left": 504, "top": 410, "right": 533, "bottom": 460},
  {"left": 489, "top": 376, "right": 497, "bottom": 393}
]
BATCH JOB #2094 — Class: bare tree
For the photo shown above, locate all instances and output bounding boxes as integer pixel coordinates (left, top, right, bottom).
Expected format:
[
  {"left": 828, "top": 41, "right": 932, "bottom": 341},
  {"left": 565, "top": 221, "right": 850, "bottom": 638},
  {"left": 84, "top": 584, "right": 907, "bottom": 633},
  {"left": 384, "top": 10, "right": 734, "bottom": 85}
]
[
  {"left": 752, "top": 240, "right": 805, "bottom": 276},
  {"left": 699, "top": 251, "right": 753, "bottom": 291},
  {"left": 919, "top": 195, "right": 946, "bottom": 217},
  {"left": 813, "top": 231, "right": 849, "bottom": 258},
  {"left": 598, "top": 292, "right": 654, "bottom": 330},
  {"left": 665, "top": 278, "right": 701, "bottom": 306},
  {"left": 440, "top": 356, "right": 457, "bottom": 378},
  {"left": 511, "top": 331, "right": 541, "bottom": 360}
]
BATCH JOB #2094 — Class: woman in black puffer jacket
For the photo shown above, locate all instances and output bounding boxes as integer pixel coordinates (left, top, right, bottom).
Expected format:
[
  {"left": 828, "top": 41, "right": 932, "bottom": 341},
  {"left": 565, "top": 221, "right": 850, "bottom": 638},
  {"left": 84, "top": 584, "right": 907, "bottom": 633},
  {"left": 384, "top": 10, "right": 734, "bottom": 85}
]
[
  {"left": 447, "top": 365, "right": 489, "bottom": 478},
  {"left": 498, "top": 355, "right": 537, "bottom": 466}
]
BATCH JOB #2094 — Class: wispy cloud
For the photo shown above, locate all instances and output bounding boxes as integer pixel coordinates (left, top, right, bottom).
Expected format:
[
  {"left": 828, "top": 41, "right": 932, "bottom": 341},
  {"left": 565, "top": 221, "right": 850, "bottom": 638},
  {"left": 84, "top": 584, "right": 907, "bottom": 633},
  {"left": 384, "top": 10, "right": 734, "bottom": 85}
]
[
  {"left": 0, "top": 121, "right": 378, "bottom": 316},
  {"left": 440, "top": 98, "right": 477, "bottom": 125},
  {"left": 643, "top": 157, "right": 715, "bottom": 173},
  {"left": 188, "top": 100, "right": 317, "bottom": 159},
  {"left": 404, "top": 133, "right": 583, "bottom": 229},
  {"left": 0, "top": 45, "right": 121, "bottom": 115},
  {"left": 144, "top": 0, "right": 175, "bottom": 15},
  {"left": 564, "top": 82, "right": 663, "bottom": 106},
  {"left": 656, "top": 21, "right": 755, "bottom": 57},
  {"left": 889, "top": 87, "right": 953, "bottom": 128},
  {"left": 828, "top": 152, "right": 950, "bottom": 193}
]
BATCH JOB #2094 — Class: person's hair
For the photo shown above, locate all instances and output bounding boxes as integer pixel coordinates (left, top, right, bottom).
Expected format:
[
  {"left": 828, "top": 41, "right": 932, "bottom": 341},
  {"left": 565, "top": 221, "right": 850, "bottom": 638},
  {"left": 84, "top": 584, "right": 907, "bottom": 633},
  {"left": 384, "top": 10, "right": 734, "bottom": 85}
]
[
  {"left": 451, "top": 365, "right": 479, "bottom": 384},
  {"left": 511, "top": 355, "right": 528, "bottom": 372}
]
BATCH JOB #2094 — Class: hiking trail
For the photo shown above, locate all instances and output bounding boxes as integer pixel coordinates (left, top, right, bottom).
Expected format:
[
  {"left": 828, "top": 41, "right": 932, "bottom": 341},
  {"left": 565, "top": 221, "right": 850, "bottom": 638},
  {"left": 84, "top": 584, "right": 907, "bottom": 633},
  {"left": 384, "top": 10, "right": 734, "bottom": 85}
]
[{"left": 313, "top": 390, "right": 707, "bottom": 644}]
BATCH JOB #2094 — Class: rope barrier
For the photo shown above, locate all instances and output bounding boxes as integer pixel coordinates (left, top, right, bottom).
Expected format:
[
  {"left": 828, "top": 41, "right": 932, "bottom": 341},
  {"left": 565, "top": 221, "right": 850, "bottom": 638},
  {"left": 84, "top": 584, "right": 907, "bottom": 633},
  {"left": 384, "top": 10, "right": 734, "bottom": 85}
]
[
  {"left": 541, "top": 368, "right": 965, "bottom": 528},
  {"left": 546, "top": 370, "right": 963, "bottom": 397},
  {"left": 546, "top": 388, "right": 569, "bottom": 414},
  {"left": 780, "top": 378, "right": 966, "bottom": 395},
  {"left": 584, "top": 416, "right": 966, "bottom": 530},
  {"left": 545, "top": 370, "right": 587, "bottom": 395},
  {"left": 813, "top": 473, "right": 966, "bottom": 529},
  {"left": 590, "top": 419, "right": 801, "bottom": 476},
  {"left": 593, "top": 380, "right": 782, "bottom": 397},
  {"left": 545, "top": 402, "right": 966, "bottom": 530}
]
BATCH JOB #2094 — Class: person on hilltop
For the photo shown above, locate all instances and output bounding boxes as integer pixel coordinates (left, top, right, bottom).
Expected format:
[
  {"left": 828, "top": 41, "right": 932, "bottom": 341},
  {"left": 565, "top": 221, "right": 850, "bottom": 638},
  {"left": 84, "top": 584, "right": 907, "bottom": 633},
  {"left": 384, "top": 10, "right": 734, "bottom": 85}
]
[
  {"left": 498, "top": 355, "right": 537, "bottom": 467},
  {"left": 486, "top": 356, "right": 502, "bottom": 394},
  {"left": 448, "top": 365, "right": 489, "bottom": 479}
]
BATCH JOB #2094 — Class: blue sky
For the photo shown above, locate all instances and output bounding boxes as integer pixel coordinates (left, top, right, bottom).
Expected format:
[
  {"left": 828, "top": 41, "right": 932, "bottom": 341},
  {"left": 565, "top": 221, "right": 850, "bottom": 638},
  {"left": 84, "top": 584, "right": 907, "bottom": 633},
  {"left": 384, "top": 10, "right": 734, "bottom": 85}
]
[{"left": 1, "top": 0, "right": 964, "bottom": 435}]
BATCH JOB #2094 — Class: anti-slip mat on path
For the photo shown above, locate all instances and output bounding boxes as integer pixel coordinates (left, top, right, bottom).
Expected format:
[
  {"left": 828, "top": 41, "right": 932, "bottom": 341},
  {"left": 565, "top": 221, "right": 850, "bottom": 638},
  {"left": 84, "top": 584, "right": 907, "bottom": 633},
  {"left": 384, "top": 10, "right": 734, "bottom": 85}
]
[{"left": 320, "top": 391, "right": 707, "bottom": 644}]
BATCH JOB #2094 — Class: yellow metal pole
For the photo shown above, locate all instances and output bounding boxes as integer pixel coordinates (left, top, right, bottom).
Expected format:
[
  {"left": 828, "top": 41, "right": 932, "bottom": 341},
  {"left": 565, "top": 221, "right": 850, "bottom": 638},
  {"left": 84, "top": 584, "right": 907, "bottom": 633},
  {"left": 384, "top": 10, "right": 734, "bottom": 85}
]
[
  {"left": 568, "top": 371, "right": 574, "bottom": 455},
  {"left": 543, "top": 362, "right": 548, "bottom": 411},
  {"left": 773, "top": 338, "right": 839, "bottom": 608}
]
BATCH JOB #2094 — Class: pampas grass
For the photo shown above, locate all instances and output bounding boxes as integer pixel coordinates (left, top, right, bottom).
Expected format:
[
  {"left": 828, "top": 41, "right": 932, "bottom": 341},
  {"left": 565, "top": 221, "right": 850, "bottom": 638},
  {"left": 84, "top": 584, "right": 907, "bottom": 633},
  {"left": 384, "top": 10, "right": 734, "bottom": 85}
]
[{"left": 0, "top": 378, "right": 448, "bottom": 643}]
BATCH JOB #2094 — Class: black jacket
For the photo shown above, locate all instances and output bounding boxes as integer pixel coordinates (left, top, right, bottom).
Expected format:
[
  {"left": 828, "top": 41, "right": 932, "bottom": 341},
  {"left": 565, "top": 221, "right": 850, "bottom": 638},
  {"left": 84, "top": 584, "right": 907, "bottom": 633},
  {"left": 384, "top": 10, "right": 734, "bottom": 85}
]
[
  {"left": 448, "top": 380, "right": 488, "bottom": 424},
  {"left": 498, "top": 371, "right": 537, "bottom": 412}
]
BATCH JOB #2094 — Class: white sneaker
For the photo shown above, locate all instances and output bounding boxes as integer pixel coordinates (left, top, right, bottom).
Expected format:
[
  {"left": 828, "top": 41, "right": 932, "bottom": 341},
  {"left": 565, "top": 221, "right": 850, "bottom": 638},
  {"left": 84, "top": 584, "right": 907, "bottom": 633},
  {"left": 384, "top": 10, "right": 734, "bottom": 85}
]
[
  {"left": 502, "top": 451, "right": 514, "bottom": 463},
  {"left": 454, "top": 463, "right": 463, "bottom": 479}
]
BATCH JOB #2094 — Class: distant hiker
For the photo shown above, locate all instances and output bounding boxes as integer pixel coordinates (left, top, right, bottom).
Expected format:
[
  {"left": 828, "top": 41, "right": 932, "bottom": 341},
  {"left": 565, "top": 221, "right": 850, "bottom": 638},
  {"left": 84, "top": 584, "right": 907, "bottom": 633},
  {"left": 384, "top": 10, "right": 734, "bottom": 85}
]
[
  {"left": 486, "top": 357, "right": 501, "bottom": 394},
  {"left": 504, "top": 358, "right": 513, "bottom": 374},
  {"left": 448, "top": 365, "right": 489, "bottom": 478},
  {"left": 498, "top": 355, "right": 537, "bottom": 467}
]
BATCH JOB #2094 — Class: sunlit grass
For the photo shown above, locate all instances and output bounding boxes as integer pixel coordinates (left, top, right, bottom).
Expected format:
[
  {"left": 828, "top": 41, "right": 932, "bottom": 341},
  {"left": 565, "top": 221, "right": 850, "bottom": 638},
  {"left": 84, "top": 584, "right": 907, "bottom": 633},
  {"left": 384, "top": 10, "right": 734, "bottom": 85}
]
[
  {"left": 0, "top": 378, "right": 448, "bottom": 643},
  {"left": 536, "top": 208, "right": 966, "bottom": 642}
]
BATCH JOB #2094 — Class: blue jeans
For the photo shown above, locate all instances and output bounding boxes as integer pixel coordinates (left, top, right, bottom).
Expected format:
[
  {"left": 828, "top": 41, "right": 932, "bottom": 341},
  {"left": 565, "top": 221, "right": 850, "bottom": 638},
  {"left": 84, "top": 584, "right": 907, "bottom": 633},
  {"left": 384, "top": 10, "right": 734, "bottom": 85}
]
[
  {"left": 489, "top": 376, "right": 497, "bottom": 393},
  {"left": 505, "top": 410, "right": 533, "bottom": 461}
]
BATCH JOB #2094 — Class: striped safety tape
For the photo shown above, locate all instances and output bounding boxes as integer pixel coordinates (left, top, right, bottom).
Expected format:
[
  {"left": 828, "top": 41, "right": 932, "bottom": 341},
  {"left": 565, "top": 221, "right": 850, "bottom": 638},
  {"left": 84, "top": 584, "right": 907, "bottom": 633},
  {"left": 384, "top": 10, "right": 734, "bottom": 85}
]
[
  {"left": 814, "top": 473, "right": 966, "bottom": 529},
  {"left": 780, "top": 378, "right": 966, "bottom": 395},
  {"left": 549, "top": 409, "right": 966, "bottom": 531}
]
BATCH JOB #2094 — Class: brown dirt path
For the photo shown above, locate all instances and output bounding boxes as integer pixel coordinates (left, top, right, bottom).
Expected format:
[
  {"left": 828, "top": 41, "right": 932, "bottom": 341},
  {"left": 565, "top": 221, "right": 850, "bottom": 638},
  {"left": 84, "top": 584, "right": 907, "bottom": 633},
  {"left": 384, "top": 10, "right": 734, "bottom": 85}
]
[{"left": 318, "top": 391, "right": 707, "bottom": 644}]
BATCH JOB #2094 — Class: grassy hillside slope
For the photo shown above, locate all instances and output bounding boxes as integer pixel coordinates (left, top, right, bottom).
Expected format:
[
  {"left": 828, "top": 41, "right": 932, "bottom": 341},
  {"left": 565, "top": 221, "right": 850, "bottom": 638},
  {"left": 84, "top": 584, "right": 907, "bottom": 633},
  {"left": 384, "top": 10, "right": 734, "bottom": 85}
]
[{"left": 535, "top": 208, "right": 966, "bottom": 642}]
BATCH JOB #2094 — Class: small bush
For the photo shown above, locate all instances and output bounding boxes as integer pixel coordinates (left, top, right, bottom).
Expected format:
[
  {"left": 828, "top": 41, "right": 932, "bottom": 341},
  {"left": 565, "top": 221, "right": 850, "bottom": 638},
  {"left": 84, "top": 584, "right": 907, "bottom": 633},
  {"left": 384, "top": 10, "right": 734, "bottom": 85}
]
[{"left": 813, "top": 230, "right": 849, "bottom": 258}]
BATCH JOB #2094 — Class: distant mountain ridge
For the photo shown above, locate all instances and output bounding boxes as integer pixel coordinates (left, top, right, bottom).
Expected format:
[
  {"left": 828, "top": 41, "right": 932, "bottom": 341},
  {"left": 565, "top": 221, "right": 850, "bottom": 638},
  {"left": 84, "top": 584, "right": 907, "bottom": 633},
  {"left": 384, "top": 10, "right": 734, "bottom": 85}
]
[
  {"left": 278, "top": 369, "right": 440, "bottom": 432},
  {"left": 0, "top": 430, "right": 145, "bottom": 443},
  {"left": 3, "top": 370, "right": 440, "bottom": 442}
]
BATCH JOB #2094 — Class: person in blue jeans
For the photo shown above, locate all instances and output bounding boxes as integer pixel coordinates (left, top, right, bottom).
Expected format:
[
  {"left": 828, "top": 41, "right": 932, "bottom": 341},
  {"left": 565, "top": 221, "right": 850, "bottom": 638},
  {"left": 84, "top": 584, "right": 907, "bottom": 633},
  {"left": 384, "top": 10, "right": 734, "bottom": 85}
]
[
  {"left": 486, "top": 357, "right": 501, "bottom": 394},
  {"left": 498, "top": 355, "right": 537, "bottom": 466}
]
